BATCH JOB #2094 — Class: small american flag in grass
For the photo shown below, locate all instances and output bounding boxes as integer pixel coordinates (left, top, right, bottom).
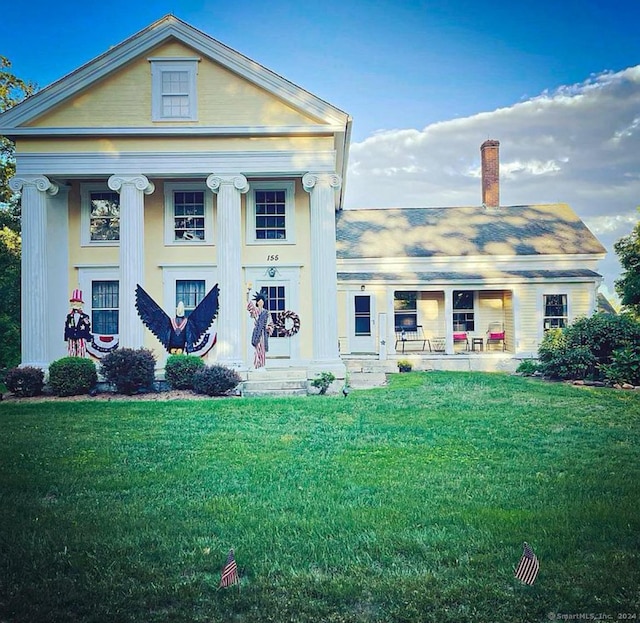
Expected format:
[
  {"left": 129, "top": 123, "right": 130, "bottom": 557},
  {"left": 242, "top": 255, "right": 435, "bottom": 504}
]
[
  {"left": 515, "top": 542, "right": 540, "bottom": 585},
  {"left": 219, "top": 549, "right": 239, "bottom": 588}
]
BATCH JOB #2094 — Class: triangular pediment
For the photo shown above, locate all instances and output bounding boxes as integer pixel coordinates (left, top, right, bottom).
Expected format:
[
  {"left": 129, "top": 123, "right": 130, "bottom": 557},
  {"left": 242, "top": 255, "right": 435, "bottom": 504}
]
[{"left": 0, "top": 15, "right": 349, "bottom": 131}]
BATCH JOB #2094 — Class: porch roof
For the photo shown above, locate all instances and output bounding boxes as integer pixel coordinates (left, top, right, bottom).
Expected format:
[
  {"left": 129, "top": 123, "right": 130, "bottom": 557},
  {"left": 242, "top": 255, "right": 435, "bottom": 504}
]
[
  {"left": 336, "top": 205, "right": 606, "bottom": 258},
  {"left": 337, "top": 268, "right": 602, "bottom": 284}
]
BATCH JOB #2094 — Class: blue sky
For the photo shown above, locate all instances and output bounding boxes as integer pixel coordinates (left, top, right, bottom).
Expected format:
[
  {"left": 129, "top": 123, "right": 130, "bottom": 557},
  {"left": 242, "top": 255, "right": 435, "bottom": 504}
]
[{"left": 4, "top": 0, "right": 640, "bottom": 297}]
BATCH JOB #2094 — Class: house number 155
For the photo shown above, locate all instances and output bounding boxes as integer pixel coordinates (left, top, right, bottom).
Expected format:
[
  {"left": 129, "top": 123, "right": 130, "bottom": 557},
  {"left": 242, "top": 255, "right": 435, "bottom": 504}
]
[{"left": 266, "top": 254, "right": 279, "bottom": 261}]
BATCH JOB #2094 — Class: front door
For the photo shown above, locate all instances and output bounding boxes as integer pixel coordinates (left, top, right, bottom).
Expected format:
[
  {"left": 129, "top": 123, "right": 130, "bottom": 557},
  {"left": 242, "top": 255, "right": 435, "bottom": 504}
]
[{"left": 351, "top": 293, "right": 376, "bottom": 353}]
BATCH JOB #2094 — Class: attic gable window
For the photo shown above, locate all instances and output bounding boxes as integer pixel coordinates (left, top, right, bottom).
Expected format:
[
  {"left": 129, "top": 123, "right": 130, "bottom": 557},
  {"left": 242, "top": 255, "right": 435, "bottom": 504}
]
[{"left": 149, "top": 58, "right": 200, "bottom": 121}]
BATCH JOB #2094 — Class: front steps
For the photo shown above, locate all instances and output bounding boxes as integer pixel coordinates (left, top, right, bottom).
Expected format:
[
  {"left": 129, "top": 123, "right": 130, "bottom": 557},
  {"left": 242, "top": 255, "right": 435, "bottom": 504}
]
[{"left": 242, "top": 368, "right": 309, "bottom": 397}]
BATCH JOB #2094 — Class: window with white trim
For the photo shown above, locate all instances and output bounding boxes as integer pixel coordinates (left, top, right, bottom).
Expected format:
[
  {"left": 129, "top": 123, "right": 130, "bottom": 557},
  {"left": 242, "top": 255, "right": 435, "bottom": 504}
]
[
  {"left": 453, "top": 290, "right": 475, "bottom": 331},
  {"left": 150, "top": 58, "right": 199, "bottom": 121},
  {"left": 164, "top": 183, "right": 213, "bottom": 245},
  {"left": 91, "top": 281, "right": 119, "bottom": 335},
  {"left": 176, "top": 280, "right": 205, "bottom": 317},
  {"left": 246, "top": 181, "right": 295, "bottom": 243},
  {"left": 543, "top": 294, "right": 568, "bottom": 330},
  {"left": 81, "top": 184, "right": 120, "bottom": 246},
  {"left": 394, "top": 291, "right": 417, "bottom": 330}
]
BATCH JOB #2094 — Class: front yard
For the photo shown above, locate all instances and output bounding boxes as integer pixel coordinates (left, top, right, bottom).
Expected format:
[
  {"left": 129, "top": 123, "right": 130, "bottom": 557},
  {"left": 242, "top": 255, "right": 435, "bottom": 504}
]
[{"left": 1, "top": 371, "right": 638, "bottom": 622}]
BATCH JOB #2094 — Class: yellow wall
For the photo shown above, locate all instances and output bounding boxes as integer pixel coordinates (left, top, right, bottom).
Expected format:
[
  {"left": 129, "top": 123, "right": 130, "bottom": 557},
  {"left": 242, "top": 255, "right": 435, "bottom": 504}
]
[{"left": 28, "top": 41, "right": 325, "bottom": 129}]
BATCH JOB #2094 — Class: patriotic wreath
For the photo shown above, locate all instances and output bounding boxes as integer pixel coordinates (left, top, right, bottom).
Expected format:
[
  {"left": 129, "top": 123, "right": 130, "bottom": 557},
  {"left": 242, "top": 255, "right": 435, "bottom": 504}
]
[{"left": 275, "top": 310, "right": 301, "bottom": 337}]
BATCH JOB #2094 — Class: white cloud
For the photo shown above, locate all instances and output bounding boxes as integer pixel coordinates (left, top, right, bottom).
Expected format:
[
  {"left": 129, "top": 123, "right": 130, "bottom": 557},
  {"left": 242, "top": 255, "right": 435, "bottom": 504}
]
[{"left": 344, "top": 66, "right": 640, "bottom": 293}]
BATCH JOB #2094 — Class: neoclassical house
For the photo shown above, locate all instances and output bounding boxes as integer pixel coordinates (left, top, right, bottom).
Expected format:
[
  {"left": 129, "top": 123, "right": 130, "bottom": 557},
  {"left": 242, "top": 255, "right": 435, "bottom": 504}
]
[
  {"left": 0, "top": 16, "right": 606, "bottom": 378},
  {"left": 1, "top": 15, "right": 350, "bottom": 378}
]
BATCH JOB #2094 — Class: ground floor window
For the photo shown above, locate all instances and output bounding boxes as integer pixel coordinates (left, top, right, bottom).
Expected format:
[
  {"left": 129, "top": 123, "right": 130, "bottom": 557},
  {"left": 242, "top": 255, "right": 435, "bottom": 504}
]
[
  {"left": 91, "top": 281, "right": 119, "bottom": 334},
  {"left": 394, "top": 291, "right": 417, "bottom": 329},
  {"left": 176, "top": 280, "right": 205, "bottom": 316},
  {"left": 453, "top": 290, "right": 475, "bottom": 331},
  {"left": 543, "top": 294, "right": 568, "bottom": 329}
]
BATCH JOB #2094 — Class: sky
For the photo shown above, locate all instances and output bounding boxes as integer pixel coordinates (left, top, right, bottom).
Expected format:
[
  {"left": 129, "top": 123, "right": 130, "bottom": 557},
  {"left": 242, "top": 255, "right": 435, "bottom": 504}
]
[{"left": 4, "top": 0, "right": 640, "bottom": 300}]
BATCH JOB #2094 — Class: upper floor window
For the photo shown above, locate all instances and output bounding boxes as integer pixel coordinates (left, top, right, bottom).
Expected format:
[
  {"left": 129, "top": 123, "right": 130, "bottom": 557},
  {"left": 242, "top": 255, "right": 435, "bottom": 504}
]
[
  {"left": 246, "top": 181, "right": 295, "bottom": 244},
  {"left": 453, "top": 290, "right": 475, "bottom": 331},
  {"left": 394, "top": 291, "right": 417, "bottom": 330},
  {"left": 544, "top": 294, "right": 568, "bottom": 330},
  {"left": 150, "top": 58, "right": 199, "bottom": 121},
  {"left": 81, "top": 184, "right": 120, "bottom": 246},
  {"left": 164, "top": 182, "right": 213, "bottom": 245}
]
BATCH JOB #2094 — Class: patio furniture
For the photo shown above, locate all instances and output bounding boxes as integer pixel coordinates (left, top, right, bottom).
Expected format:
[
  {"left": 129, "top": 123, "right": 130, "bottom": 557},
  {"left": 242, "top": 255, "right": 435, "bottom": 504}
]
[
  {"left": 486, "top": 322, "right": 506, "bottom": 351},
  {"left": 395, "top": 325, "right": 429, "bottom": 353},
  {"left": 471, "top": 337, "right": 484, "bottom": 351},
  {"left": 453, "top": 332, "right": 469, "bottom": 350}
]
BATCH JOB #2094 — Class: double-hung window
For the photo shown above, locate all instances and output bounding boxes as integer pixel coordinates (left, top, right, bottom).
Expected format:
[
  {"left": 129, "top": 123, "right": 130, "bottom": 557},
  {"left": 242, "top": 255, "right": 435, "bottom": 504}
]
[
  {"left": 164, "top": 183, "right": 213, "bottom": 245},
  {"left": 543, "top": 294, "right": 568, "bottom": 330},
  {"left": 150, "top": 58, "right": 199, "bottom": 121},
  {"left": 81, "top": 184, "right": 120, "bottom": 246},
  {"left": 394, "top": 291, "right": 418, "bottom": 330},
  {"left": 176, "top": 280, "right": 205, "bottom": 317},
  {"left": 92, "top": 281, "right": 119, "bottom": 335},
  {"left": 246, "top": 181, "right": 295, "bottom": 244},
  {"left": 453, "top": 290, "right": 475, "bottom": 331}
]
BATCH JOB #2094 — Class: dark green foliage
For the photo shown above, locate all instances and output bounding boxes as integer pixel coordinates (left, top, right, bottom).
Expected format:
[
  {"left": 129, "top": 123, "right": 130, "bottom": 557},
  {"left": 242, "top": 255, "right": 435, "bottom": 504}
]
[
  {"left": 0, "top": 226, "right": 21, "bottom": 374},
  {"left": 4, "top": 366, "right": 44, "bottom": 397},
  {"left": 615, "top": 219, "right": 640, "bottom": 318},
  {"left": 310, "top": 371, "right": 336, "bottom": 394},
  {"left": 48, "top": 357, "right": 98, "bottom": 396},
  {"left": 539, "top": 314, "right": 640, "bottom": 380},
  {"left": 100, "top": 348, "right": 156, "bottom": 395},
  {"left": 164, "top": 354, "right": 205, "bottom": 390},
  {"left": 515, "top": 358, "right": 540, "bottom": 375},
  {"left": 193, "top": 364, "right": 241, "bottom": 396},
  {"left": 601, "top": 344, "right": 640, "bottom": 385}
]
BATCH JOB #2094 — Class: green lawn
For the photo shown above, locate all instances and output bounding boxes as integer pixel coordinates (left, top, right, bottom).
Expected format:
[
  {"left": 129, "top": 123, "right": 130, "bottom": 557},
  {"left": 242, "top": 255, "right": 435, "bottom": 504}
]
[{"left": 1, "top": 371, "right": 639, "bottom": 623}]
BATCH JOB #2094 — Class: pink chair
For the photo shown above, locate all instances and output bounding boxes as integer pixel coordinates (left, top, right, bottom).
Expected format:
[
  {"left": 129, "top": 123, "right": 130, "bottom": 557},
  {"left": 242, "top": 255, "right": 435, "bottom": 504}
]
[
  {"left": 486, "top": 323, "right": 505, "bottom": 351},
  {"left": 453, "top": 331, "right": 469, "bottom": 349}
]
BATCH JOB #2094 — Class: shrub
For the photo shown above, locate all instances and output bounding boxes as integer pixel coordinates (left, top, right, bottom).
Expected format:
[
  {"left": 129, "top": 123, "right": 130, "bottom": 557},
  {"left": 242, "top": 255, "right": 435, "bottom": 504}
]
[
  {"left": 100, "top": 348, "right": 156, "bottom": 395},
  {"left": 5, "top": 366, "right": 44, "bottom": 397},
  {"left": 516, "top": 359, "right": 540, "bottom": 376},
  {"left": 311, "top": 371, "right": 336, "bottom": 395},
  {"left": 193, "top": 365, "right": 241, "bottom": 396},
  {"left": 48, "top": 357, "right": 98, "bottom": 396},
  {"left": 601, "top": 345, "right": 640, "bottom": 386},
  {"left": 165, "top": 354, "right": 205, "bottom": 390}
]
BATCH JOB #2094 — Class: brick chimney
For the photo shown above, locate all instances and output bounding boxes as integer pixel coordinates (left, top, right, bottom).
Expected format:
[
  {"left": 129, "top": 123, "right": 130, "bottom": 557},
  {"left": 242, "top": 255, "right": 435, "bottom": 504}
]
[{"left": 481, "top": 139, "right": 500, "bottom": 207}]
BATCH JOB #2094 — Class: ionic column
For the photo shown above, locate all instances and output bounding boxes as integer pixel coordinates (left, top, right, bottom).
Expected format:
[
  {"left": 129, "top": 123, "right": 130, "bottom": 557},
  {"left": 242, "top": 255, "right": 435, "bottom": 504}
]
[
  {"left": 444, "top": 288, "right": 454, "bottom": 355},
  {"left": 206, "top": 174, "right": 249, "bottom": 367},
  {"left": 9, "top": 175, "right": 59, "bottom": 368},
  {"left": 108, "top": 175, "right": 155, "bottom": 349},
  {"left": 303, "top": 172, "right": 342, "bottom": 364}
]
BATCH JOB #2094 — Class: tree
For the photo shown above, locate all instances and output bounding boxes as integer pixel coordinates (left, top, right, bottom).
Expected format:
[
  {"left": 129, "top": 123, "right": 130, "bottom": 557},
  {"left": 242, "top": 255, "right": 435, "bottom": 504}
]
[
  {"left": 614, "top": 215, "right": 640, "bottom": 319},
  {"left": 0, "top": 57, "right": 37, "bottom": 374}
]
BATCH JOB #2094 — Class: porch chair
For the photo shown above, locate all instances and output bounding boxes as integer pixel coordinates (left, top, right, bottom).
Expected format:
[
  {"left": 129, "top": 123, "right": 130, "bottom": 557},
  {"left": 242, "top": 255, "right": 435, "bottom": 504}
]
[
  {"left": 453, "top": 331, "right": 469, "bottom": 350},
  {"left": 486, "top": 322, "right": 506, "bottom": 351}
]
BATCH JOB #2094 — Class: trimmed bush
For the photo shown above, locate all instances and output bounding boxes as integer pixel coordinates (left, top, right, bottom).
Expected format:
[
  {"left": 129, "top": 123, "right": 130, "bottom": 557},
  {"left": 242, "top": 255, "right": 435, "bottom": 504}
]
[
  {"left": 5, "top": 366, "right": 45, "bottom": 397},
  {"left": 48, "top": 357, "right": 98, "bottom": 397},
  {"left": 311, "top": 371, "right": 336, "bottom": 395},
  {"left": 193, "top": 365, "right": 241, "bottom": 396},
  {"left": 165, "top": 354, "right": 205, "bottom": 390},
  {"left": 516, "top": 359, "right": 540, "bottom": 376},
  {"left": 100, "top": 348, "right": 156, "bottom": 395}
]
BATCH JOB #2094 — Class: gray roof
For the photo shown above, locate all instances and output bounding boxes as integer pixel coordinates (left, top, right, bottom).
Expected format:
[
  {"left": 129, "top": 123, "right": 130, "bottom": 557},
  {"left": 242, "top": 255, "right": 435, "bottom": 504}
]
[
  {"left": 336, "top": 205, "right": 606, "bottom": 259},
  {"left": 338, "top": 269, "right": 602, "bottom": 283}
]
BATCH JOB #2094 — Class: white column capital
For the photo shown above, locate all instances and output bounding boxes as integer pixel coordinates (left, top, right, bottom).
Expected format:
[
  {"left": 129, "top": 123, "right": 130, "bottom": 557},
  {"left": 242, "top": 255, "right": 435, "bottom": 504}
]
[
  {"left": 302, "top": 172, "right": 342, "bottom": 192},
  {"left": 108, "top": 174, "right": 155, "bottom": 195},
  {"left": 9, "top": 175, "right": 59, "bottom": 196},
  {"left": 206, "top": 174, "right": 250, "bottom": 194}
]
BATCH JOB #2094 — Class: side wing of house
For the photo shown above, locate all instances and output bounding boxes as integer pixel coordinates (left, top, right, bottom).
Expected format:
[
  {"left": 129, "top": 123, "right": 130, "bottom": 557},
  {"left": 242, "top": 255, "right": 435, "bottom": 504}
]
[
  {"left": 335, "top": 204, "right": 606, "bottom": 363},
  {"left": 1, "top": 15, "right": 351, "bottom": 373}
]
